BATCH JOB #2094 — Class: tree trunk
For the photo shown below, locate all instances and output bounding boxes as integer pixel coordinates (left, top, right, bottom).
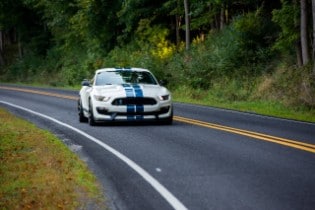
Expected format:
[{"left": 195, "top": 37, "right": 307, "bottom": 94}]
[
  {"left": 312, "top": 0, "right": 315, "bottom": 73},
  {"left": 225, "top": 4, "right": 229, "bottom": 25},
  {"left": 209, "top": 4, "right": 215, "bottom": 29},
  {"left": 301, "top": 0, "right": 310, "bottom": 65},
  {"left": 175, "top": 0, "right": 181, "bottom": 49},
  {"left": 0, "top": 31, "right": 3, "bottom": 52},
  {"left": 175, "top": 15, "right": 181, "bottom": 49},
  {"left": 0, "top": 31, "right": 5, "bottom": 66},
  {"left": 18, "top": 32, "right": 23, "bottom": 58},
  {"left": 220, "top": 4, "right": 225, "bottom": 30},
  {"left": 184, "top": 0, "right": 190, "bottom": 50},
  {"left": 18, "top": 41, "right": 23, "bottom": 59},
  {"left": 0, "top": 50, "right": 4, "bottom": 66},
  {"left": 296, "top": 41, "right": 303, "bottom": 67}
]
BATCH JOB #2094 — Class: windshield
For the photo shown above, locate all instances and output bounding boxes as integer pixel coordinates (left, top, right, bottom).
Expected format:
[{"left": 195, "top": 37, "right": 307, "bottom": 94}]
[{"left": 95, "top": 70, "right": 158, "bottom": 86}]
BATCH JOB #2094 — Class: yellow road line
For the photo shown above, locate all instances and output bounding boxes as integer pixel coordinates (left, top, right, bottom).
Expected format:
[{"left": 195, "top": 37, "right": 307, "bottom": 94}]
[
  {"left": 1, "top": 86, "right": 314, "bottom": 153},
  {"left": 174, "top": 116, "right": 315, "bottom": 153},
  {"left": 0, "top": 86, "right": 78, "bottom": 100}
]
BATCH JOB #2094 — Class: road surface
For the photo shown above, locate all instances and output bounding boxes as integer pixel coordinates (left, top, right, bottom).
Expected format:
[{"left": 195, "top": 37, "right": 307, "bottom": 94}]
[{"left": 0, "top": 85, "right": 314, "bottom": 210}]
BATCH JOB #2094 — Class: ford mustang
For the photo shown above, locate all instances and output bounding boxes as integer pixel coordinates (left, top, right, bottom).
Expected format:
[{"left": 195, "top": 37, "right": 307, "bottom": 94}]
[{"left": 78, "top": 67, "right": 173, "bottom": 125}]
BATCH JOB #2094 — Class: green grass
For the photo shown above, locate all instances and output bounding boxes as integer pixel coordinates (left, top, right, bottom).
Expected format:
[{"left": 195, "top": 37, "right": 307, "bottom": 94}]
[
  {"left": 0, "top": 108, "right": 108, "bottom": 209},
  {"left": 172, "top": 86, "right": 315, "bottom": 123}
]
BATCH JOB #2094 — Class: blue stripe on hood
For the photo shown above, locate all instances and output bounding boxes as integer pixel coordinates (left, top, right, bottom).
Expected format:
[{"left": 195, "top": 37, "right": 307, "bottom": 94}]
[
  {"left": 122, "top": 84, "right": 144, "bottom": 120},
  {"left": 123, "top": 84, "right": 135, "bottom": 120},
  {"left": 133, "top": 84, "right": 144, "bottom": 120}
]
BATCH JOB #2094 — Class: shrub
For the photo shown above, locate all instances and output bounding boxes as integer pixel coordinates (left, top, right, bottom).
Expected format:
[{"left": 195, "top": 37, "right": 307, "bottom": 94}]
[{"left": 255, "top": 64, "right": 315, "bottom": 108}]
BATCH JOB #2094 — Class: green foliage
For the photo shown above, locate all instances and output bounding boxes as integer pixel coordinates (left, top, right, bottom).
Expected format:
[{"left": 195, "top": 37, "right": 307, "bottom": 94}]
[
  {"left": 272, "top": 1, "right": 299, "bottom": 54},
  {"left": 117, "top": 0, "right": 174, "bottom": 45},
  {"left": 189, "top": 0, "right": 217, "bottom": 31},
  {"left": 233, "top": 9, "right": 277, "bottom": 50},
  {"left": 0, "top": 0, "right": 23, "bottom": 29},
  {"left": 164, "top": 20, "right": 275, "bottom": 90},
  {"left": 104, "top": 43, "right": 165, "bottom": 80},
  {"left": 5, "top": 53, "right": 44, "bottom": 82},
  {"left": 2, "top": 0, "right": 315, "bottom": 114},
  {"left": 70, "top": 0, "right": 121, "bottom": 52},
  {"left": 173, "top": 85, "right": 315, "bottom": 122},
  {"left": 102, "top": 20, "right": 177, "bottom": 81},
  {"left": 135, "top": 19, "right": 176, "bottom": 60}
]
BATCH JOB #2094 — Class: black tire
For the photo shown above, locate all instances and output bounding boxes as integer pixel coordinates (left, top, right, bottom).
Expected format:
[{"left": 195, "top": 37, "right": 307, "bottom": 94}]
[
  {"left": 88, "top": 99, "right": 96, "bottom": 126},
  {"left": 78, "top": 99, "right": 88, "bottom": 123},
  {"left": 159, "top": 108, "right": 173, "bottom": 125},
  {"left": 161, "top": 116, "right": 173, "bottom": 125}
]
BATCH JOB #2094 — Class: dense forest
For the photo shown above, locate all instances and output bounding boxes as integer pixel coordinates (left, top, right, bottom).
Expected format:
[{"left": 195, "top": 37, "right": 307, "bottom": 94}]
[{"left": 0, "top": 0, "right": 315, "bottom": 111}]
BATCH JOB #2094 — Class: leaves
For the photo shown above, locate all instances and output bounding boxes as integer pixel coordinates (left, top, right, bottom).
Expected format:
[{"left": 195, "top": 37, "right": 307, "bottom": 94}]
[{"left": 272, "top": 1, "right": 299, "bottom": 52}]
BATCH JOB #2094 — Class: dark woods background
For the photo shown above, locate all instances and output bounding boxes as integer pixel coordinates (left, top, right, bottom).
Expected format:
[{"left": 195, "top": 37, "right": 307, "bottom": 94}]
[{"left": 1, "top": 0, "right": 314, "bottom": 108}]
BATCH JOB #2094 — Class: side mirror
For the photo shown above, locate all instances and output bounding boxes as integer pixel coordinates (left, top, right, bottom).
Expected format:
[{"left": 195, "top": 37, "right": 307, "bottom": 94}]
[{"left": 81, "top": 79, "right": 90, "bottom": 86}]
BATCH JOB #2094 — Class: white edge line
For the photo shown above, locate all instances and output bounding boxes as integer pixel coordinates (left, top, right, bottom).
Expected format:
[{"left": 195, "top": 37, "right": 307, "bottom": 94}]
[{"left": 0, "top": 101, "right": 188, "bottom": 210}]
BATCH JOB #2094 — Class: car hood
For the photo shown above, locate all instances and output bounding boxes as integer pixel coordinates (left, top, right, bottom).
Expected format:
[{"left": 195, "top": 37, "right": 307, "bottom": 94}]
[{"left": 92, "top": 84, "right": 170, "bottom": 97}]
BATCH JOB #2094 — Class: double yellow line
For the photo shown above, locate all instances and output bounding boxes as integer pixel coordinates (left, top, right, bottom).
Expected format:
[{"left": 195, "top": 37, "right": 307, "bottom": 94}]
[
  {"left": 174, "top": 116, "right": 315, "bottom": 154},
  {"left": 1, "top": 86, "right": 315, "bottom": 154}
]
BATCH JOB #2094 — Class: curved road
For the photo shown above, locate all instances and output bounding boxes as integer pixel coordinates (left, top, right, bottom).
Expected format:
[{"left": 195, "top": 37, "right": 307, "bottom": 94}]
[{"left": 0, "top": 85, "right": 314, "bottom": 210}]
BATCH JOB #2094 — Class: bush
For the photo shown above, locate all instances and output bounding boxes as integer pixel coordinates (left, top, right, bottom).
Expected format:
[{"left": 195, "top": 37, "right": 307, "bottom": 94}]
[
  {"left": 255, "top": 64, "right": 315, "bottom": 108},
  {"left": 5, "top": 53, "right": 44, "bottom": 83}
]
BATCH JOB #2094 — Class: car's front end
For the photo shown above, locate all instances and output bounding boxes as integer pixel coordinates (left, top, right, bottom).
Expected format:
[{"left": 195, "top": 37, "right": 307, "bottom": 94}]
[{"left": 89, "top": 84, "right": 173, "bottom": 123}]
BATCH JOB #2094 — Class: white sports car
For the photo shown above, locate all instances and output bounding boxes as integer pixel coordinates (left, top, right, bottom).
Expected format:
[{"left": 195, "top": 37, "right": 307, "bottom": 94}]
[{"left": 78, "top": 67, "right": 173, "bottom": 125}]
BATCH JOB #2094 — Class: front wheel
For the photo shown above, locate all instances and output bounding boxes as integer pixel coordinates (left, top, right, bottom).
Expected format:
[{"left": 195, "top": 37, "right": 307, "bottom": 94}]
[
  {"left": 160, "top": 116, "right": 173, "bottom": 125},
  {"left": 159, "top": 109, "right": 173, "bottom": 125},
  {"left": 78, "top": 99, "right": 88, "bottom": 123},
  {"left": 88, "top": 100, "right": 96, "bottom": 126}
]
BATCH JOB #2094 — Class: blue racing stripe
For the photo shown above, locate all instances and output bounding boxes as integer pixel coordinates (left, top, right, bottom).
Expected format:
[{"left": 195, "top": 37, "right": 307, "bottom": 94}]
[
  {"left": 133, "top": 84, "right": 144, "bottom": 120},
  {"left": 123, "top": 84, "right": 135, "bottom": 120}
]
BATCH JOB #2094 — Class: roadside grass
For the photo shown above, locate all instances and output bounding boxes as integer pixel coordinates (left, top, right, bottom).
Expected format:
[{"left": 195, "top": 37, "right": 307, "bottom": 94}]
[
  {"left": 172, "top": 86, "right": 315, "bottom": 123},
  {"left": 0, "top": 108, "right": 107, "bottom": 209}
]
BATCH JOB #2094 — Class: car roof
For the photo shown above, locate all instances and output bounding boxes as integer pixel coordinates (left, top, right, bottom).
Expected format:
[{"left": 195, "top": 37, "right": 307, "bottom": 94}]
[{"left": 95, "top": 67, "right": 150, "bottom": 74}]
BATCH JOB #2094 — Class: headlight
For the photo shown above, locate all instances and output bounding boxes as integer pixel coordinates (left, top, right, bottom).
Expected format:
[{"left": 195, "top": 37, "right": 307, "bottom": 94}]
[
  {"left": 159, "top": 94, "right": 170, "bottom": 101},
  {"left": 94, "top": 95, "right": 111, "bottom": 102}
]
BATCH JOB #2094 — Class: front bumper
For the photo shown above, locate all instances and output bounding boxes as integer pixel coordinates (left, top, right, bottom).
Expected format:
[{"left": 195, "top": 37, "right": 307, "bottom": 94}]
[{"left": 91, "top": 99, "right": 173, "bottom": 121}]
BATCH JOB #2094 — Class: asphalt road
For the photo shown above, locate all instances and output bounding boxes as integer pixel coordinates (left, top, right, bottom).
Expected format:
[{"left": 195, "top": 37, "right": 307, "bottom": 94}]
[{"left": 0, "top": 85, "right": 315, "bottom": 210}]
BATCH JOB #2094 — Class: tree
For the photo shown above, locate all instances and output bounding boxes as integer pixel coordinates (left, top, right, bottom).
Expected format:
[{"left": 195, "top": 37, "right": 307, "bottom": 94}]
[
  {"left": 184, "top": 0, "right": 190, "bottom": 50},
  {"left": 162, "top": 0, "right": 183, "bottom": 48},
  {"left": 117, "top": 0, "right": 166, "bottom": 45},
  {"left": 0, "top": 0, "right": 22, "bottom": 64},
  {"left": 0, "top": 0, "right": 51, "bottom": 66},
  {"left": 300, "top": 0, "right": 310, "bottom": 65},
  {"left": 71, "top": 0, "right": 122, "bottom": 52},
  {"left": 312, "top": 0, "right": 315, "bottom": 73},
  {"left": 272, "top": 0, "right": 301, "bottom": 66}
]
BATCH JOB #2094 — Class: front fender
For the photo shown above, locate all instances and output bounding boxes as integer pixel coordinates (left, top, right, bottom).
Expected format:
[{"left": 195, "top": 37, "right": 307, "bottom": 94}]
[{"left": 79, "top": 86, "right": 92, "bottom": 115}]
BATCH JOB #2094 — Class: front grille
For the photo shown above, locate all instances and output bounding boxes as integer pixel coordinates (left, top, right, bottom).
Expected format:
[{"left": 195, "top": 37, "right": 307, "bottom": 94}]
[
  {"left": 96, "top": 106, "right": 171, "bottom": 117},
  {"left": 112, "top": 97, "right": 157, "bottom": 106}
]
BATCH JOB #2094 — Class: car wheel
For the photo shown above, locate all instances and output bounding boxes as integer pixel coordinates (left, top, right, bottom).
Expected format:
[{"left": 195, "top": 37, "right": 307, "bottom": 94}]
[
  {"left": 161, "top": 116, "right": 173, "bottom": 125},
  {"left": 88, "top": 99, "right": 96, "bottom": 126},
  {"left": 78, "top": 99, "right": 88, "bottom": 123},
  {"left": 159, "top": 108, "right": 173, "bottom": 125}
]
